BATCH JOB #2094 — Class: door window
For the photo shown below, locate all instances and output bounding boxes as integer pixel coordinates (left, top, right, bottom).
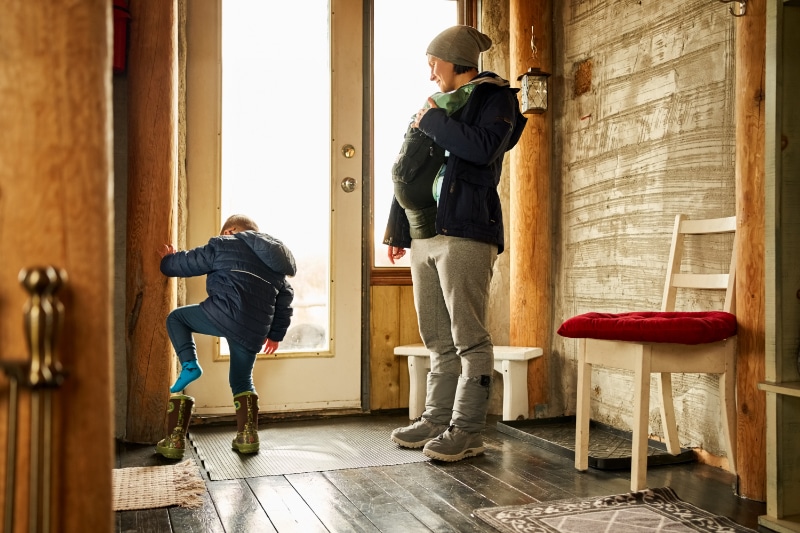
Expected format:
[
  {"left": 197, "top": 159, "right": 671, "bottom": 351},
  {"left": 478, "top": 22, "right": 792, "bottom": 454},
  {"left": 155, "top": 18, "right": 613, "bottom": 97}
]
[{"left": 372, "top": 1, "right": 459, "bottom": 268}]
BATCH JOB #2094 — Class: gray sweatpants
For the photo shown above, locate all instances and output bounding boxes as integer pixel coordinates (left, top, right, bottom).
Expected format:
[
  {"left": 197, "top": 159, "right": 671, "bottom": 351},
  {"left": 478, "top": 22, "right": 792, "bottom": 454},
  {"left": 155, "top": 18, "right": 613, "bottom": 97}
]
[{"left": 410, "top": 235, "right": 497, "bottom": 379}]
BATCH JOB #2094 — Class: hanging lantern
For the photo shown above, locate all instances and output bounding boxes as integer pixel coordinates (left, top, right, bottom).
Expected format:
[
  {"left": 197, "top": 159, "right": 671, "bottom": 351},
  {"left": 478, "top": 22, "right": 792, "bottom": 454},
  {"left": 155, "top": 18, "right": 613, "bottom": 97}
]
[{"left": 517, "top": 68, "right": 550, "bottom": 115}]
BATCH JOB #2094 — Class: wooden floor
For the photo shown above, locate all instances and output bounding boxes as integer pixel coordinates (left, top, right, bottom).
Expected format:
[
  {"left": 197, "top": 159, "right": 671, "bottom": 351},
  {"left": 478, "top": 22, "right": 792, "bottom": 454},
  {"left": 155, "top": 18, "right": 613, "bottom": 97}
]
[{"left": 115, "top": 413, "right": 768, "bottom": 533}]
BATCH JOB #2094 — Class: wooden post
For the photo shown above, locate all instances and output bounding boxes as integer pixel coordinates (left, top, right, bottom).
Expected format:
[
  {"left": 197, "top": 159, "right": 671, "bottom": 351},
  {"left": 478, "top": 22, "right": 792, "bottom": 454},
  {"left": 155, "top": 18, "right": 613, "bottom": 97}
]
[
  {"left": 125, "top": 0, "right": 179, "bottom": 443},
  {"left": 0, "top": 1, "right": 114, "bottom": 530},
  {"left": 509, "top": 0, "right": 552, "bottom": 412},
  {"left": 734, "top": 0, "right": 767, "bottom": 502}
]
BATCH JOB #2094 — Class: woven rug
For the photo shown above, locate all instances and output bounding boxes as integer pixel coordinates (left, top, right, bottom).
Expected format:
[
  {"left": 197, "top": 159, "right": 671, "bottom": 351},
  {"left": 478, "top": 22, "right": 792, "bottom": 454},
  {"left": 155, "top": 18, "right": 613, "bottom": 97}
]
[
  {"left": 189, "top": 416, "right": 428, "bottom": 481},
  {"left": 112, "top": 459, "right": 206, "bottom": 511},
  {"left": 474, "top": 487, "right": 755, "bottom": 533}
]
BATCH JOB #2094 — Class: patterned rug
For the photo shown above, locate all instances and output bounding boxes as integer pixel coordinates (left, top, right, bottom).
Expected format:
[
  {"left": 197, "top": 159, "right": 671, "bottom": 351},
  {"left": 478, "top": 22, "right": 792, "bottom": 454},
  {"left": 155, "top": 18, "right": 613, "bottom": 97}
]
[
  {"left": 474, "top": 487, "right": 755, "bottom": 533},
  {"left": 112, "top": 459, "right": 206, "bottom": 511}
]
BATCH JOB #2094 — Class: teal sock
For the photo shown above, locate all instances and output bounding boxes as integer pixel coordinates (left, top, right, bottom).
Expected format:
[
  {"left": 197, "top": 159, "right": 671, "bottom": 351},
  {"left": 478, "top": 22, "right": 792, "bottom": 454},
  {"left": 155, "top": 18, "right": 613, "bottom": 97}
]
[{"left": 170, "top": 360, "right": 203, "bottom": 393}]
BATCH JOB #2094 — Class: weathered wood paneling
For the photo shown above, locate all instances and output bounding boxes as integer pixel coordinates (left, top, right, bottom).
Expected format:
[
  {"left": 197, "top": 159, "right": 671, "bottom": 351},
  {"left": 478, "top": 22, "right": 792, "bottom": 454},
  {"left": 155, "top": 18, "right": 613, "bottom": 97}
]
[
  {"left": 553, "top": 1, "right": 737, "bottom": 460},
  {"left": 369, "top": 286, "right": 418, "bottom": 411}
]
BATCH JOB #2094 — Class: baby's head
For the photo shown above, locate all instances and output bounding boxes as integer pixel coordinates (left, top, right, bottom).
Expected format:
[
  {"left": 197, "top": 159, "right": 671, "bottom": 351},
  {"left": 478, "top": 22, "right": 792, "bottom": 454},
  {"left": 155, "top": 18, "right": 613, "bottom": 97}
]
[{"left": 220, "top": 214, "right": 259, "bottom": 235}]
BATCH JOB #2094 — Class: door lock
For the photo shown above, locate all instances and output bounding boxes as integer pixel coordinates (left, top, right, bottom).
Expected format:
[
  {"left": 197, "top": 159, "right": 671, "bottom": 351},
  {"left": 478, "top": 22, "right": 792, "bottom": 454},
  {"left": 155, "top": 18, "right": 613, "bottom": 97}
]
[{"left": 341, "top": 177, "right": 357, "bottom": 193}]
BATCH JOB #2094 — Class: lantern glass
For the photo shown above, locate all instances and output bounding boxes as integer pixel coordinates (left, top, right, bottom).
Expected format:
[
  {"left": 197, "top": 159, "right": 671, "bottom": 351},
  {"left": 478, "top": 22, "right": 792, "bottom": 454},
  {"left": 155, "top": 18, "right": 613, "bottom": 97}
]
[{"left": 518, "top": 69, "right": 550, "bottom": 114}]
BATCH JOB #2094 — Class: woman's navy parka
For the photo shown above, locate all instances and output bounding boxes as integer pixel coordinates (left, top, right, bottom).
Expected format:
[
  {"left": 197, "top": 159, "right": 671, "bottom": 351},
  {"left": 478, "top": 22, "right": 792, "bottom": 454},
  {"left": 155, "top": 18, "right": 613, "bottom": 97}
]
[{"left": 383, "top": 72, "right": 527, "bottom": 254}]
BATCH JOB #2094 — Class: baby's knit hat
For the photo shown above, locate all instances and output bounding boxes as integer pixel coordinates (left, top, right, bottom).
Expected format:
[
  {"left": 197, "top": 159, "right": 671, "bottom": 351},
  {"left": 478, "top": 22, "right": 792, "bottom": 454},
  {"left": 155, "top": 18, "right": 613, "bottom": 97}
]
[{"left": 426, "top": 25, "right": 492, "bottom": 69}]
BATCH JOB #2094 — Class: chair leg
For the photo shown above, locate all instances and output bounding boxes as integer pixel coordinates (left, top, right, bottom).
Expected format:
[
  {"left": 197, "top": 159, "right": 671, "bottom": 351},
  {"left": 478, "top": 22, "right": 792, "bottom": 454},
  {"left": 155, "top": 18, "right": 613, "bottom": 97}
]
[
  {"left": 657, "top": 373, "right": 681, "bottom": 455},
  {"left": 631, "top": 348, "right": 652, "bottom": 491},
  {"left": 575, "top": 338, "right": 591, "bottom": 471},
  {"left": 720, "top": 366, "right": 737, "bottom": 475}
]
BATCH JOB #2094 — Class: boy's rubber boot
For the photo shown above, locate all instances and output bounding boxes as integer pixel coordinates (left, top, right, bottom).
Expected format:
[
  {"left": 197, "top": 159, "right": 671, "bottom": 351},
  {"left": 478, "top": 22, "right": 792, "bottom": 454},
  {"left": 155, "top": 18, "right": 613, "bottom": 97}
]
[
  {"left": 422, "top": 375, "right": 491, "bottom": 461},
  {"left": 232, "top": 391, "right": 260, "bottom": 454},
  {"left": 155, "top": 394, "right": 194, "bottom": 459},
  {"left": 391, "top": 372, "right": 458, "bottom": 448}
]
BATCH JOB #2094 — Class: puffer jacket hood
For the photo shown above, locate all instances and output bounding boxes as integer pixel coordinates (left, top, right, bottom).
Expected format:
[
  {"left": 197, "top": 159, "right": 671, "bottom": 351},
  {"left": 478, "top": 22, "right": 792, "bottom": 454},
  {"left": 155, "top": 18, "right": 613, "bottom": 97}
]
[{"left": 234, "top": 230, "right": 297, "bottom": 277}]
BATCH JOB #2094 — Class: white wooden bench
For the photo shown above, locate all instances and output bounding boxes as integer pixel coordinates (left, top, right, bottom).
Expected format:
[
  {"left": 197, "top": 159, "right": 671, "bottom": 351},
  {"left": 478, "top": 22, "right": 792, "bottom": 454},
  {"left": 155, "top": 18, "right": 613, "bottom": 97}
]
[{"left": 394, "top": 343, "right": 543, "bottom": 421}]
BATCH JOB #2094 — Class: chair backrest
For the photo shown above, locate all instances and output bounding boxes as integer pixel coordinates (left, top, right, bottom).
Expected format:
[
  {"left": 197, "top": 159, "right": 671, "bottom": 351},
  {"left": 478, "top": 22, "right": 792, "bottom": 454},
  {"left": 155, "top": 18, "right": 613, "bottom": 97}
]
[{"left": 661, "top": 214, "right": 737, "bottom": 314}]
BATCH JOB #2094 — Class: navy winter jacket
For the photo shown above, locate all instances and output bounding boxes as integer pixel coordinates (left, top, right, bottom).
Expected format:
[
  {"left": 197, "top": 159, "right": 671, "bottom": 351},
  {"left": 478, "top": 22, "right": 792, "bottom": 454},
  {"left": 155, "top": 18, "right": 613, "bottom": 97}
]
[
  {"left": 383, "top": 72, "right": 527, "bottom": 254},
  {"left": 160, "top": 231, "right": 296, "bottom": 353}
]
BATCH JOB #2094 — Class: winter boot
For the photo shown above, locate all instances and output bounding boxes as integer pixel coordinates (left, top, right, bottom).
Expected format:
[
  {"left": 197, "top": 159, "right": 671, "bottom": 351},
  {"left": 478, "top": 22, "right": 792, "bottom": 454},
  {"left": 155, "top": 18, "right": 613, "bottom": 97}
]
[
  {"left": 423, "top": 375, "right": 491, "bottom": 461},
  {"left": 232, "top": 391, "right": 260, "bottom": 454},
  {"left": 155, "top": 394, "right": 194, "bottom": 460},
  {"left": 391, "top": 372, "right": 458, "bottom": 448}
]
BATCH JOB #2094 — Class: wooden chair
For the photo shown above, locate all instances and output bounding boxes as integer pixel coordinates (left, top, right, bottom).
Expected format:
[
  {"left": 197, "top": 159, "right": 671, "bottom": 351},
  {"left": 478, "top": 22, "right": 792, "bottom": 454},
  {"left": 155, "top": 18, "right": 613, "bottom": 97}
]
[{"left": 558, "top": 214, "right": 738, "bottom": 492}]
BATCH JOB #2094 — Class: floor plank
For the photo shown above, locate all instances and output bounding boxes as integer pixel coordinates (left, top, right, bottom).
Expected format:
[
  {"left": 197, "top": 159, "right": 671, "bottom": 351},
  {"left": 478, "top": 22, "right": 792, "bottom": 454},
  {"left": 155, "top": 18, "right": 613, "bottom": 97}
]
[
  {"left": 287, "top": 471, "right": 380, "bottom": 532},
  {"left": 247, "top": 476, "right": 328, "bottom": 533},
  {"left": 117, "top": 509, "right": 171, "bottom": 533},
  {"left": 466, "top": 436, "right": 576, "bottom": 501},
  {"left": 207, "top": 479, "right": 276, "bottom": 532},
  {"left": 377, "top": 463, "right": 493, "bottom": 533},
  {"left": 167, "top": 490, "right": 225, "bottom": 533},
  {"left": 323, "top": 468, "right": 431, "bottom": 532},
  {"left": 383, "top": 460, "right": 497, "bottom": 531}
]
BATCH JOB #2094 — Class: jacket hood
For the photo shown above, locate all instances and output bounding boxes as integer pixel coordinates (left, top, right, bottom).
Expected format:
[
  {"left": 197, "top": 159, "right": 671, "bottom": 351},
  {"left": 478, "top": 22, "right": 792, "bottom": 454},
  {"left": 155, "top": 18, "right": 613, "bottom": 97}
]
[
  {"left": 235, "top": 230, "right": 297, "bottom": 277},
  {"left": 471, "top": 71, "right": 512, "bottom": 88},
  {"left": 472, "top": 72, "right": 527, "bottom": 152}
]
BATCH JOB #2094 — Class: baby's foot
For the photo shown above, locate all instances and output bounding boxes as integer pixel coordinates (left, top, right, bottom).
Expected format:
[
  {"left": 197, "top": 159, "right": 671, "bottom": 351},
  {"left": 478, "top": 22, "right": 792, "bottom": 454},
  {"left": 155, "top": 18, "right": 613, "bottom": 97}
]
[{"left": 170, "top": 360, "right": 203, "bottom": 393}]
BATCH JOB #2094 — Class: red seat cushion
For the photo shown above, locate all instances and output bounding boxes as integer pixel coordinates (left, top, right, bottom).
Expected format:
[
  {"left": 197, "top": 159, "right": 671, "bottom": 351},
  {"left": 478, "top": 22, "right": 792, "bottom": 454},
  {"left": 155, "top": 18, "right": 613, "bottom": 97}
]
[{"left": 557, "top": 311, "right": 737, "bottom": 345}]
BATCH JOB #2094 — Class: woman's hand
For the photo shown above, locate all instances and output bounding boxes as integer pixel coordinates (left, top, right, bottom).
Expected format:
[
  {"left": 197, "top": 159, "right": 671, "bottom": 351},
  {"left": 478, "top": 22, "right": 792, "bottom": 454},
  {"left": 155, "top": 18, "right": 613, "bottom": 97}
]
[
  {"left": 387, "top": 245, "right": 406, "bottom": 264},
  {"left": 413, "top": 97, "right": 438, "bottom": 128}
]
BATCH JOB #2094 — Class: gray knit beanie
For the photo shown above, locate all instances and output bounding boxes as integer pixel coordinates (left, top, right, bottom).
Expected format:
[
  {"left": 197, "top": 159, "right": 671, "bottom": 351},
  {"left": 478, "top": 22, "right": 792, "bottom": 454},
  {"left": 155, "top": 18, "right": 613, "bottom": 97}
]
[{"left": 426, "top": 25, "right": 492, "bottom": 69}]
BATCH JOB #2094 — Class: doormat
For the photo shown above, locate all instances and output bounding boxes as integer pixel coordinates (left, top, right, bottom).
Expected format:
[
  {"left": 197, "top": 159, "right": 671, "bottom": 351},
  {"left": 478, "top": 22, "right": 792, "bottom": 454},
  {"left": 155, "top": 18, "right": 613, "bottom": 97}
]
[
  {"left": 474, "top": 486, "right": 755, "bottom": 533},
  {"left": 112, "top": 459, "right": 206, "bottom": 511},
  {"left": 189, "top": 417, "right": 427, "bottom": 480},
  {"left": 497, "top": 416, "right": 695, "bottom": 470}
]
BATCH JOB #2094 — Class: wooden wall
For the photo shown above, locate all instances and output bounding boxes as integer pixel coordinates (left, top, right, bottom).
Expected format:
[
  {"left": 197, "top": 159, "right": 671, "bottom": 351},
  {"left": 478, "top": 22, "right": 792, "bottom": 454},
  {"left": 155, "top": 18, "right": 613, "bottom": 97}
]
[{"left": 369, "top": 286, "right": 417, "bottom": 410}]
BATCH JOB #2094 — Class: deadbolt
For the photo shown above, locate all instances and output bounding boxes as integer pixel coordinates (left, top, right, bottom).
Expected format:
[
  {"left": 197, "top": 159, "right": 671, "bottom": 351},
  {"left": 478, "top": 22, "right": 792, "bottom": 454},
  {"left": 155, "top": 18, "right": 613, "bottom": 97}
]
[{"left": 341, "top": 144, "right": 356, "bottom": 159}]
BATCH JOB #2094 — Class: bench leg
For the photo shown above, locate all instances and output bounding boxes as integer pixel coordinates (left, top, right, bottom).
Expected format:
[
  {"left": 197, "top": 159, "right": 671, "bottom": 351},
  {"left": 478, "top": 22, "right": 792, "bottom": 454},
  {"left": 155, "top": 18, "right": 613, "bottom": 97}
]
[
  {"left": 407, "top": 355, "right": 429, "bottom": 420},
  {"left": 498, "top": 359, "right": 529, "bottom": 421}
]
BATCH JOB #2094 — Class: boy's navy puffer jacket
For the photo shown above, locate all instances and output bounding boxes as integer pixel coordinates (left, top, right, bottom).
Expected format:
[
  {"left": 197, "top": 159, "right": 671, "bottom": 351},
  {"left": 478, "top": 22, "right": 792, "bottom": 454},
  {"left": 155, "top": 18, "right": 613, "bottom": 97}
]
[{"left": 160, "top": 231, "right": 296, "bottom": 353}]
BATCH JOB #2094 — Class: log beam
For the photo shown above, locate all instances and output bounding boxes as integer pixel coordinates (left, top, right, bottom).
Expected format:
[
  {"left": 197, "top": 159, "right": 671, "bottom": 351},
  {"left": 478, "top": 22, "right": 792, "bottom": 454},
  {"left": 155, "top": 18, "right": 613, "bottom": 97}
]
[
  {"left": 509, "top": 0, "right": 552, "bottom": 412},
  {"left": 734, "top": 0, "right": 767, "bottom": 501},
  {"left": 125, "top": 0, "right": 179, "bottom": 443}
]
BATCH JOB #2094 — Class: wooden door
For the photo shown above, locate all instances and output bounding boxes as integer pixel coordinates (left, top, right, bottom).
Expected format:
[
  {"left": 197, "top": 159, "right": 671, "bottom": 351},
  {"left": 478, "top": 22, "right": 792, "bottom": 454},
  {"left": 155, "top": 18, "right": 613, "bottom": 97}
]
[{"left": 0, "top": 1, "right": 114, "bottom": 530}]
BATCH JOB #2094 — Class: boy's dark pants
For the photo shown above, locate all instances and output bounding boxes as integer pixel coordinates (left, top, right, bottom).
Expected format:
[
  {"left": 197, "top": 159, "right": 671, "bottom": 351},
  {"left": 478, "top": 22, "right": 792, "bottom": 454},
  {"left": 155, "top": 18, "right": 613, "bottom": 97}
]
[{"left": 166, "top": 304, "right": 257, "bottom": 395}]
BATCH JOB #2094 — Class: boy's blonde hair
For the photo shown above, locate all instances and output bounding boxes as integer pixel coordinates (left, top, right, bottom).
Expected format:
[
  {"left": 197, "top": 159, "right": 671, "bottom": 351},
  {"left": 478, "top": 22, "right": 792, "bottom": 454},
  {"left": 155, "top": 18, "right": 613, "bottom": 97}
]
[{"left": 221, "top": 214, "right": 259, "bottom": 234}]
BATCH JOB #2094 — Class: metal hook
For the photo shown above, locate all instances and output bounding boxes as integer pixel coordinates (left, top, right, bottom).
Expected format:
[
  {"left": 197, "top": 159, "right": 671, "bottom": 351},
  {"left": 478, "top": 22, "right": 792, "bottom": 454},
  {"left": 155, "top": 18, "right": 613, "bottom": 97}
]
[
  {"left": 719, "top": 0, "right": 746, "bottom": 17},
  {"left": 530, "top": 25, "right": 538, "bottom": 60}
]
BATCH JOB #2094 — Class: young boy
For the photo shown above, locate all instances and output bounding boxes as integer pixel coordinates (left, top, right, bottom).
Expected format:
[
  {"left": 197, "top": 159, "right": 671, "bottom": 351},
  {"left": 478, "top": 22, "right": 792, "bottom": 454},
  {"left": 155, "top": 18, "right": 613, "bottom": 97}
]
[{"left": 155, "top": 214, "right": 296, "bottom": 458}]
